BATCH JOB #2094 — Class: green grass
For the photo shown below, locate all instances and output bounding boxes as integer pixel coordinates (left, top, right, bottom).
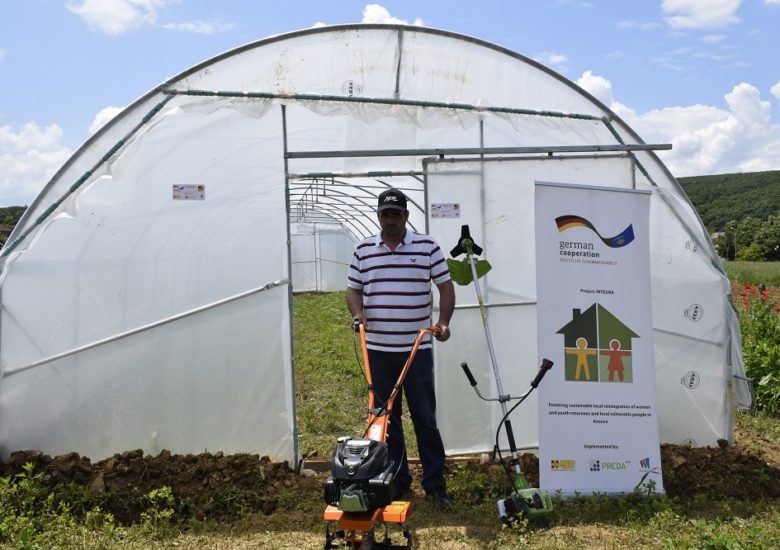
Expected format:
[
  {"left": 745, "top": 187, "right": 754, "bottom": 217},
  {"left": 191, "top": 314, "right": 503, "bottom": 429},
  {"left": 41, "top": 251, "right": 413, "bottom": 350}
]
[
  {"left": 293, "top": 291, "right": 420, "bottom": 460},
  {"left": 723, "top": 260, "right": 780, "bottom": 286},
  {"left": 293, "top": 291, "right": 366, "bottom": 458}
]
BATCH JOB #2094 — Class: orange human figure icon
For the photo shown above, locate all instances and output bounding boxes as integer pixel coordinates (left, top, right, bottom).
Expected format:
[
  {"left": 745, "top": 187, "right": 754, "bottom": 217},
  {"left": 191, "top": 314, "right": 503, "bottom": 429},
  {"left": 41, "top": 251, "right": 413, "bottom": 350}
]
[
  {"left": 601, "top": 339, "right": 631, "bottom": 382},
  {"left": 565, "top": 337, "right": 596, "bottom": 381}
]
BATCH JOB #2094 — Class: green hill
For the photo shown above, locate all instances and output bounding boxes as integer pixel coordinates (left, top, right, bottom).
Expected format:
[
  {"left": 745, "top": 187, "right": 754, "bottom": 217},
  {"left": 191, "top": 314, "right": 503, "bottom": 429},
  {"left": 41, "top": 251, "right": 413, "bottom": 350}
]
[{"left": 677, "top": 170, "right": 780, "bottom": 232}]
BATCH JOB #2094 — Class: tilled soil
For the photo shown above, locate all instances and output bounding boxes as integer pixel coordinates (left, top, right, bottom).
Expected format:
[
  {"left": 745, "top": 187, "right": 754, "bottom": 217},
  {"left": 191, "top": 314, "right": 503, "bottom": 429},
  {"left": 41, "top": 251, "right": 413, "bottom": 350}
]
[{"left": 2, "top": 433, "right": 779, "bottom": 525}]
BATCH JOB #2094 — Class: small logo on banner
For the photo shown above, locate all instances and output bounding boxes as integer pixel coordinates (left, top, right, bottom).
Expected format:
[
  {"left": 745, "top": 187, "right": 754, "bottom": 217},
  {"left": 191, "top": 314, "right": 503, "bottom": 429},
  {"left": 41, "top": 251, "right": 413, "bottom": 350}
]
[
  {"left": 591, "top": 460, "right": 627, "bottom": 472},
  {"left": 640, "top": 457, "right": 651, "bottom": 469},
  {"left": 558, "top": 303, "right": 639, "bottom": 384},
  {"left": 551, "top": 459, "right": 576, "bottom": 471},
  {"left": 555, "top": 215, "right": 635, "bottom": 248}
]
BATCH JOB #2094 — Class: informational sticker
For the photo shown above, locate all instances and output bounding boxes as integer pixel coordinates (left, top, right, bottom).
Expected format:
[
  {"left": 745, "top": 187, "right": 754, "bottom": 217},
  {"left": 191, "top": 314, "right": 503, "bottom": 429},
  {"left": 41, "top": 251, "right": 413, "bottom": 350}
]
[
  {"left": 368, "top": 424, "right": 383, "bottom": 442},
  {"left": 431, "top": 203, "right": 461, "bottom": 219},
  {"left": 172, "top": 184, "right": 205, "bottom": 200}
]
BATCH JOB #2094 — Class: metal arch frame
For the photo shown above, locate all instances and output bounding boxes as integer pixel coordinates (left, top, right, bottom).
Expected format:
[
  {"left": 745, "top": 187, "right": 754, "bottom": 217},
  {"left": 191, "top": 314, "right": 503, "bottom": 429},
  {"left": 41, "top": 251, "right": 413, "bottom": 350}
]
[
  {"left": 287, "top": 176, "right": 430, "bottom": 241},
  {"left": 288, "top": 191, "right": 377, "bottom": 240}
]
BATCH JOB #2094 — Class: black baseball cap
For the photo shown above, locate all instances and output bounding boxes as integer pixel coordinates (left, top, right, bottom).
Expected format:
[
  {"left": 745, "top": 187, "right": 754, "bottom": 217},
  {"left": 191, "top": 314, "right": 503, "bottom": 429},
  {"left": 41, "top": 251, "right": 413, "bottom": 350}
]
[{"left": 377, "top": 188, "right": 408, "bottom": 212}]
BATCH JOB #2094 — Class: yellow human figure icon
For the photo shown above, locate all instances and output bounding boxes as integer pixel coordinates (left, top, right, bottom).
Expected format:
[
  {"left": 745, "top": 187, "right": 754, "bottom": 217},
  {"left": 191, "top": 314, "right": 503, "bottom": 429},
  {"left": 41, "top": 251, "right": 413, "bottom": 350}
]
[{"left": 565, "top": 337, "right": 597, "bottom": 380}]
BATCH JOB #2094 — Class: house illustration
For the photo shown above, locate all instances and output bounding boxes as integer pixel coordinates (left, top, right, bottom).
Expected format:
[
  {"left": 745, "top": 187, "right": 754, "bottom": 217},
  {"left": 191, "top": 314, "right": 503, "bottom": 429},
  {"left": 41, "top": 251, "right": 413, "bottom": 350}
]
[{"left": 557, "top": 303, "right": 639, "bottom": 383}]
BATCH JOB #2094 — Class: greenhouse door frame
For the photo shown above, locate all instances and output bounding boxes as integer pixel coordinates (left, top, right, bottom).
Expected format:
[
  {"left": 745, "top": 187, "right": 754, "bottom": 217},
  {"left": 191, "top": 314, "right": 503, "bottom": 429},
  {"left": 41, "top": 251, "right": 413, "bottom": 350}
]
[{"left": 282, "top": 124, "right": 670, "bottom": 467}]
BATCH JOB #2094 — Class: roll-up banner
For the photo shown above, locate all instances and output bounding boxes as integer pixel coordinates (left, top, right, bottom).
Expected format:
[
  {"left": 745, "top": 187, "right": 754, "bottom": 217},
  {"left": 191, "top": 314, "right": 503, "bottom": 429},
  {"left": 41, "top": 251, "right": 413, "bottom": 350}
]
[{"left": 534, "top": 181, "right": 663, "bottom": 495}]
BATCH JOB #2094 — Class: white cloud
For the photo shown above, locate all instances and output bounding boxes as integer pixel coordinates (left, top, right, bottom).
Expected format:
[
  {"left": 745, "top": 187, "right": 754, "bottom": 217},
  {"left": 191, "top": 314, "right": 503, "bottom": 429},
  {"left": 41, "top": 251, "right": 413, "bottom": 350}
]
[
  {"left": 0, "top": 123, "right": 71, "bottom": 205},
  {"left": 771, "top": 81, "right": 780, "bottom": 102},
  {"left": 161, "top": 20, "right": 236, "bottom": 34},
  {"left": 88, "top": 106, "right": 124, "bottom": 135},
  {"left": 66, "top": 0, "right": 176, "bottom": 35},
  {"left": 662, "top": 0, "right": 742, "bottom": 29},
  {"left": 576, "top": 70, "right": 615, "bottom": 106},
  {"left": 0, "top": 49, "right": 6, "bottom": 62},
  {"left": 579, "top": 72, "right": 780, "bottom": 176},
  {"left": 67, "top": 0, "right": 236, "bottom": 35},
  {"left": 312, "top": 22, "right": 327, "bottom": 28},
  {"left": 765, "top": 0, "right": 780, "bottom": 5},
  {"left": 361, "top": 4, "right": 423, "bottom": 25},
  {"left": 534, "top": 52, "right": 569, "bottom": 74}
]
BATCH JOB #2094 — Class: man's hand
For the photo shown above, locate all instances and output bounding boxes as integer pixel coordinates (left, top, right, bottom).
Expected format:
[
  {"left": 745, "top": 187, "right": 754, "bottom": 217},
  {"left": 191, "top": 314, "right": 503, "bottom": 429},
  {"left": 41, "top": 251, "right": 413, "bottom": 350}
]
[
  {"left": 352, "top": 314, "right": 367, "bottom": 332},
  {"left": 346, "top": 287, "right": 366, "bottom": 332},
  {"left": 433, "top": 323, "right": 450, "bottom": 342}
]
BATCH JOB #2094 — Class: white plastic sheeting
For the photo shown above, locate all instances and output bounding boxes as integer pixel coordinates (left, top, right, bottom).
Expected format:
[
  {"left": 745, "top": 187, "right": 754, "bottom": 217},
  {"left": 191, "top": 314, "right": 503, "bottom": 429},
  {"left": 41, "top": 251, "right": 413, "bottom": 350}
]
[
  {"left": 291, "top": 222, "right": 356, "bottom": 292},
  {"left": 0, "top": 25, "right": 749, "bottom": 463}
]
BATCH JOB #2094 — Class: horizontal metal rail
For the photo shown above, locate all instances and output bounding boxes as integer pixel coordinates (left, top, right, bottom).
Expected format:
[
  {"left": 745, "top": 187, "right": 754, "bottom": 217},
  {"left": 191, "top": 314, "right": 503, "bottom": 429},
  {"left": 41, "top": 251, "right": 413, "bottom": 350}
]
[
  {"left": 2, "top": 279, "right": 288, "bottom": 379},
  {"left": 162, "top": 88, "right": 605, "bottom": 121},
  {"left": 453, "top": 300, "right": 537, "bottom": 310},
  {"left": 287, "top": 143, "right": 672, "bottom": 159},
  {"left": 289, "top": 170, "right": 426, "bottom": 179}
]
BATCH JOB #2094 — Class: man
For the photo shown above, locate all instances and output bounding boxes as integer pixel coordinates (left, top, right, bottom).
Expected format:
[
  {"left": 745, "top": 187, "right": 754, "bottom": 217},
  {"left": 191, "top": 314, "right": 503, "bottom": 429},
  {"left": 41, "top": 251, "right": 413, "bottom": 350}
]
[{"left": 346, "top": 188, "right": 456, "bottom": 508}]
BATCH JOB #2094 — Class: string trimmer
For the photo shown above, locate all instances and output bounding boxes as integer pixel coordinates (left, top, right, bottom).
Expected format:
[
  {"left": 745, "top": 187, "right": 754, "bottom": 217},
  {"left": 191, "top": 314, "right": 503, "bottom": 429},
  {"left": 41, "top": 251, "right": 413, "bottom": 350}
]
[
  {"left": 323, "top": 323, "right": 439, "bottom": 549},
  {"left": 449, "top": 225, "right": 555, "bottom": 522}
]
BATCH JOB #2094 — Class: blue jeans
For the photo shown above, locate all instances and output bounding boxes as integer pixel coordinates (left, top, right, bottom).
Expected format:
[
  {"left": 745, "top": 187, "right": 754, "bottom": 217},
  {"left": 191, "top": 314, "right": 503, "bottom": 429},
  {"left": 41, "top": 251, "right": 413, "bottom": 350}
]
[{"left": 367, "top": 348, "right": 446, "bottom": 493}]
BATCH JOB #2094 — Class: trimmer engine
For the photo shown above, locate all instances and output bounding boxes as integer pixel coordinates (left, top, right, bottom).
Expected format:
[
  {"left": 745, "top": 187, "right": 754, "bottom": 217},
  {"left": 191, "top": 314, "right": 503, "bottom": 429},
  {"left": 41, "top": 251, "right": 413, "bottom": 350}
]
[{"left": 324, "top": 436, "right": 396, "bottom": 512}]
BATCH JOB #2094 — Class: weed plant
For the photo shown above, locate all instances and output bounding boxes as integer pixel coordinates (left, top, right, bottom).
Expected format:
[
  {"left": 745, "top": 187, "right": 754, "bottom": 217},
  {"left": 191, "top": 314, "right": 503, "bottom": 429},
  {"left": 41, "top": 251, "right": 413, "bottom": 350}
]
[{"left": 734, "top": 284, "right": 780, "bottom": 414}]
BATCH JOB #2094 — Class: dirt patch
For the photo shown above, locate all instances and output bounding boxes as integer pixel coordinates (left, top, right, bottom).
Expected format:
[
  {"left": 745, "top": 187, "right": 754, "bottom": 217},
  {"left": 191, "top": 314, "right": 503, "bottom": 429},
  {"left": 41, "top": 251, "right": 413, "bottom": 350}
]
[
  {"left": 2, "top": 434, "right": 779, "bottom": 524},
  {"left": 0, "top": 449, "right": 319, "bottom": 524},
  {"left": 660, "top": 442, "right": 780, "bottom": 499}
]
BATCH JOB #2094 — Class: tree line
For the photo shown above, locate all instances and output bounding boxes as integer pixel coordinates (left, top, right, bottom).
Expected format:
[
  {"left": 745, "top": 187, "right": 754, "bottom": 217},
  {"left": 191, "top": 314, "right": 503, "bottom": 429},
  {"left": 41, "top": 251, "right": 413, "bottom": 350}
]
[
  {"left": 711, "top": 216, "right": 780, "bottom": 261},
  {"left": 0, "top": 206, "right": 26, "bottom": 247},
  {"left": 678, "top": 170, "right": 780, "bottom": 261}
]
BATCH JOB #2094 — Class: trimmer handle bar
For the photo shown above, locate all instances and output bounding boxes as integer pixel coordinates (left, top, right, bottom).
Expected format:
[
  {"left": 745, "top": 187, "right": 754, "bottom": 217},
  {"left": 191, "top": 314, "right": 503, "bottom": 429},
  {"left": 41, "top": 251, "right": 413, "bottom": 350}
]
[{"left": 461, "top": 359, "right": 554, "bottom": 403}]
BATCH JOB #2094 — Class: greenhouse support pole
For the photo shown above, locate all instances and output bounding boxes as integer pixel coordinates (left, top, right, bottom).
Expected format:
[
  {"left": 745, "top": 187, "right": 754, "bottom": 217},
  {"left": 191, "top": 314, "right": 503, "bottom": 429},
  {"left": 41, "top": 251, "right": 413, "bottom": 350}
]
[{"left": 281, "top": 104, "right": 302, "bottom": 471}]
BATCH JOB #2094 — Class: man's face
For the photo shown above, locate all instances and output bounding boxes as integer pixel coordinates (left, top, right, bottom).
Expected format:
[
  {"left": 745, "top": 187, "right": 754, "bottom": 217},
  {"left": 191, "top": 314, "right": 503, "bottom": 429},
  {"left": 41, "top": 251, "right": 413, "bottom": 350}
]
[{"left": 378, "top": 209, "right": 409, "bottom": 239}]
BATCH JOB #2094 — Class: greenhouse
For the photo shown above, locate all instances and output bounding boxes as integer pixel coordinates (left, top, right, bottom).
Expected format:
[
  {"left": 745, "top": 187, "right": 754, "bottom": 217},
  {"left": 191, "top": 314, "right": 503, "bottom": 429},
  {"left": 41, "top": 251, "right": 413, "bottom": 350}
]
[{"left": 0, "top": 25, "right": 750, "bottom": 464}]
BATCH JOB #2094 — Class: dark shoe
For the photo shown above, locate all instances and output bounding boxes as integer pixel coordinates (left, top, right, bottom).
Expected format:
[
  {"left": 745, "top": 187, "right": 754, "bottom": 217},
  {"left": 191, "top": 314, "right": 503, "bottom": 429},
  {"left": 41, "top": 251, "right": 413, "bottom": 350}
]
[
  {"left": 425, "top": 487, "right": 452, "bottom": 508},
  {"left": 392, "top": 483, "right": 413, "bottom": 500}
]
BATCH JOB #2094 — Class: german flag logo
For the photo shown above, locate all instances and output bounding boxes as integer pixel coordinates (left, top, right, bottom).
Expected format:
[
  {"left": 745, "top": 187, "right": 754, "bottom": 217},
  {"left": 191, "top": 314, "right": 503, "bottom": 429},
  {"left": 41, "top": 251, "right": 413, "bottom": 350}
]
[{"left": 555, "top": 215, "right": 635, "bottom": 248}]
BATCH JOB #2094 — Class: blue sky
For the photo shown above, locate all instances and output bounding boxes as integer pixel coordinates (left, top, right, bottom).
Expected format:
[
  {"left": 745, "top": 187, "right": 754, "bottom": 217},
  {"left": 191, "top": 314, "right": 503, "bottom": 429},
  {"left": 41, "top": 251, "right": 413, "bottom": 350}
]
[{"left": 2, "top": 0, "right": 780, "bottom": 206}]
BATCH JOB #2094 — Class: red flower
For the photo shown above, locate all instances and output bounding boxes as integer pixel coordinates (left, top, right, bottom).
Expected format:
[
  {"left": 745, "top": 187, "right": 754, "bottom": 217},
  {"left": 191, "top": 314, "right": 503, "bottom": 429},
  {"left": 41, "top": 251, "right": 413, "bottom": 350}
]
[
  {"left": 776, "top": 306, "right": 780, "bottom": 313},
  {"left": 743, "top": 284, "right": 752, "bottom": 289},
  {"left": 743, "top": 301, "right": 750, "bottom": 308},
  {"left": 750, "top": 288, "right": 757, "bottom": 294},
  {"left": 739, "top": 293, "right": 747, "bottom": 298}
]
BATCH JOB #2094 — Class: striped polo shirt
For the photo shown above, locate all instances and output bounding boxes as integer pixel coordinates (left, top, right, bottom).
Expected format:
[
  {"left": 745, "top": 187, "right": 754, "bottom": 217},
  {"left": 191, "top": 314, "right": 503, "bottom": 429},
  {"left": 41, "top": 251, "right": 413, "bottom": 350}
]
[{"left": 348, "top": 230, "right": 450, "bottom": 352}]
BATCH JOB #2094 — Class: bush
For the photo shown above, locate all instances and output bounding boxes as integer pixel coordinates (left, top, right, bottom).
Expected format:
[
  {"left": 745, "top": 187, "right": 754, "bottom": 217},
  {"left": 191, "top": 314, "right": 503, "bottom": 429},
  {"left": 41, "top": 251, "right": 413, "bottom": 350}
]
[
  {"left": 737, "top": 242, "right": 766, "bottom": 261},
  {"left": 735, "top": 285, "right": 780, "bottom": 414}
]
